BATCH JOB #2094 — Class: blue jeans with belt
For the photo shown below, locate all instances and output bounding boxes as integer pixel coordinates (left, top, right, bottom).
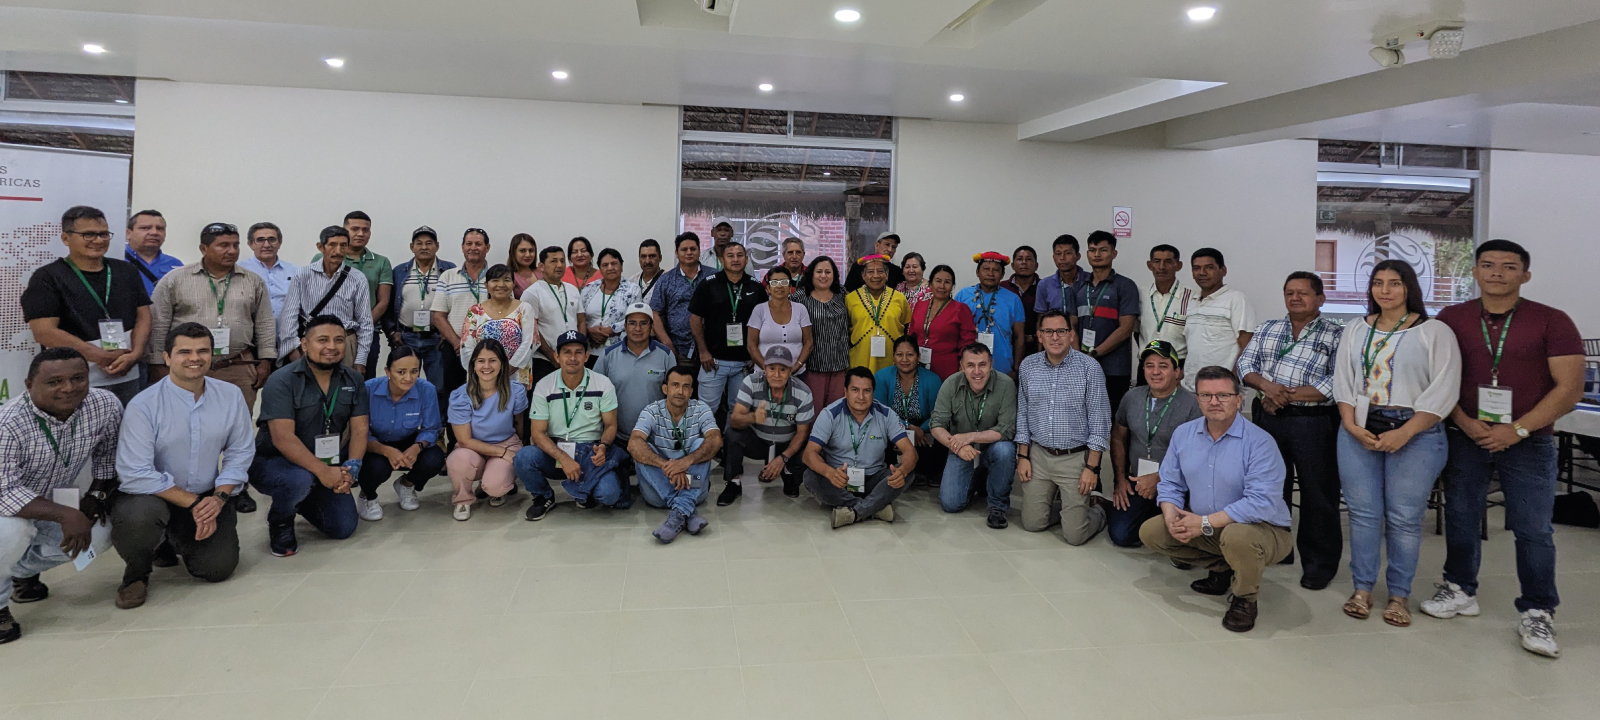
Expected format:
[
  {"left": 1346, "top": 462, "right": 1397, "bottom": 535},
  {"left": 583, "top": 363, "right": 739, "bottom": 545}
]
[
  {"left": 1337, "top": 407, "right": 1448, "bottom": 598},
  {"left": 1441, "top": 429, "right": 1560, "bottom": 612},
  {"left": 698, "top": 359, "right": 747, "bottom": 416}
]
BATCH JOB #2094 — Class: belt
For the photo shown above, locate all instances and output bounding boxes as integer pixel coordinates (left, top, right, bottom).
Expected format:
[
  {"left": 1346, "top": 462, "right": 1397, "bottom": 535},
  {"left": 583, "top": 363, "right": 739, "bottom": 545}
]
[
  {"left": 211, "top": 349, "right": 258, "bottom": 369},
  {"left": 1253, "top": 399, "right": 1337, "bottom": 417},
  {"left": 1034, "top": 443, "right": 1088, "bottom": 457}
]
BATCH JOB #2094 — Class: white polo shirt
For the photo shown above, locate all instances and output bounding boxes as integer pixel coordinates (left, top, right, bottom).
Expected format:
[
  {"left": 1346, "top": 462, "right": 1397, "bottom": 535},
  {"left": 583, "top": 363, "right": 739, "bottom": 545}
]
[
  {"left": 1181, "top": 285, "right": 1256, "bottom": 390},
  {"left": 1139, "top": 281, "right": 1197, "bottom": 360},
  {"left": 520, "top": 280, "right": 583, "bottom": 353}
]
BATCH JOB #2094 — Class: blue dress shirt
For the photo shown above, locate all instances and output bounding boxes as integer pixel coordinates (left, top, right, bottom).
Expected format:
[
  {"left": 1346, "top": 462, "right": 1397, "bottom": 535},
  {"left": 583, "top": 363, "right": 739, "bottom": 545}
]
[
  {"left": 1157, "top": 413, "right": 1292, "bottom": 527},
  {"left": 126, "top": 249, "right": 185, "bottom": 296},
  {"left": 238, "top": 255, "right": 299, "bottom": 317},
  {"left": 365, "top": 377, "right": 443, "bottom": 446},
  {"left": 1015, "top": 350, "right": 1110, "bottom": 451},
  {"left": 115, "top": 377, "right": 256, "bottom": 495}
]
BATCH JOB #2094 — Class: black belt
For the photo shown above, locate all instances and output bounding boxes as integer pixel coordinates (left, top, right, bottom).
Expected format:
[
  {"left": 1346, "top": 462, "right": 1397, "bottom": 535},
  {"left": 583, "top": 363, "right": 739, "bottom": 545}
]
[
  {"left": 1034, "top": 444, "right": 1088, "bottom": 457},
  {"left": 1253, "top": 399, "right": 1337, "bottom": 417}
]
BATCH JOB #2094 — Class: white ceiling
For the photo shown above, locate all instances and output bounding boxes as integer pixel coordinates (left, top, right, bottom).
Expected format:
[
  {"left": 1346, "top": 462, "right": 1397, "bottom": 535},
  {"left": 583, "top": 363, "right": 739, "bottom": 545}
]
[{"left": 2, "top": 0, "right": 1600, "bottom": 152}]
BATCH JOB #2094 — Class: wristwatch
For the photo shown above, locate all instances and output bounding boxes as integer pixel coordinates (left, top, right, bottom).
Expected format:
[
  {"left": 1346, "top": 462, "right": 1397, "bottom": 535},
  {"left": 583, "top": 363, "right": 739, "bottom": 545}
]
[
  {"left": 1200, "top": 515, "right": 1214, "bottom": 537},
  {"left": 1085, "top": 464, "right": 1101, "bottom": 474},
  {"left": 1513, "top": 423, "right": 1530, "bottom": 439},
  {"left": 213, "top": 489, "right": 233, "bottom": 500},
  {"left": 86, "top": 489, "right": 108, "bottom": 502}
]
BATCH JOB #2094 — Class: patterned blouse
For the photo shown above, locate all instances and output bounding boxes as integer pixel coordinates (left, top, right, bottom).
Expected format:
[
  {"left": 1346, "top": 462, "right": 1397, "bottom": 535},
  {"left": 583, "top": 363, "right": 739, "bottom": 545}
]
[
  {"left": 796, "top": 289, "right": 850, "bottom": 374},
  {"left": 459, "top": 301, "right": 540, "bottom": 387},
  {"left": 896, "top": 280, "right": 933, "bottom": 307},
  {"left": 580, "top": 278, "right": 642, "bottom": 355}
]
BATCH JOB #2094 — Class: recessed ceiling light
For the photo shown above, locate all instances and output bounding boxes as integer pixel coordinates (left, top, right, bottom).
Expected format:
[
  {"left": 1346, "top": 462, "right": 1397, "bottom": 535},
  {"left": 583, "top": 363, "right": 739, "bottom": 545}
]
[
  {"left": 758, "top": 83, "right": 774, "bottom": 92},
  {"left": 822, "top": 171, "right": 832, "bottom": 175},
  {"left": 834, "top": 9, "right": 861, "bottom": 23},
  {"left": 1187, "top": 7, "right": 1217, "bottom": 21},
  {"left": 551, "top": 70, "right": 569, "bottom": 80},
  {"left": 114, "top": 99, "right": 129, "bottom": 104},
  {"left": 1446, "top": 123, "right": 1467, "bottom": 128},
  {"left": 949, "top": 93, "right": 965, "bottom": 102},
  {"left": 82, "top": 44, "right": 107, "bottom": 54},
  {"left": 720, "top": 176, "right": 728, "bottom": 180},
  {"left": 324, "top": 58, "right": 345, "bottom": 68}
]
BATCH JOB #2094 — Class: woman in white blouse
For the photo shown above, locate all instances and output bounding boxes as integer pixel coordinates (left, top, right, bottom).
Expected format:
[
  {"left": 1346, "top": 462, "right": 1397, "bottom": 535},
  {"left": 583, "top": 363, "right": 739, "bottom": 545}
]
[
  {"left": 1332, "top": 259, "right": 1461, "bottom": 628},
  {"left": 580, "top": 248, "right": 640, "bottom": 362},
  {"left": 746, "top": 265, "right": 812, "bottom": 374}
]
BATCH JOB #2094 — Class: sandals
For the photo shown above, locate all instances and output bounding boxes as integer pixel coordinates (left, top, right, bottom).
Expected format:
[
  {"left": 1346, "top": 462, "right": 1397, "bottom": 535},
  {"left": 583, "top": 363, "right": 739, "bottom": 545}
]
[
  {"left": 1383, "top": 597, "right": 1412, "bottom": 627},
  {"left": 1342, "top": 591, "right": 1372, "bottom": 620}
]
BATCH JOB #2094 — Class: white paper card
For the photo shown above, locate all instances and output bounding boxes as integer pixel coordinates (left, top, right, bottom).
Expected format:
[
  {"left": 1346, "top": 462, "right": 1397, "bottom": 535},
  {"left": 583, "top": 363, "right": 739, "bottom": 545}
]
[
  {"left": 314, "top": 434, "right": 340, "bottom": 464},
  {"left": 1478, "top": 385, "right": 1514, "bottom": 424},
  {"left": 977, "top": 332, "right": 995, "bottom": 351},
  {"left": 1354, "top": 396, "right": 1371, "bottom": 428},
  {"left": 870, "top": 335, "right": 887, "bottom": 357},
  {"left": 98, "top": 320, "right": 128, "bottom": 350},
  {"left": 919, "top": 346, "right": 932, "bottom": 366},
  {"left": 210, "top": 326, "right": 230, "bottom": 356},
  {"left": 1077, "top": 305, "right": 1092, "bottom": 318},
  {"left": 1080, "top": 329, "right": 1097, "bottom": 351},
  {"left": 558, "top": 441, "right": 578, "bottom": 468},
  {"left": 73, "top": 522, "right": 112, "bottom": 571},
  {"left": 413, "top": 310, "right": 431, "bottom": 329},
  {"left": 725, "top": 324, "right": 743, "bottom": 346},
  {"left": 1137, "top": 458, "right": 1160, "bottom": 477},
  {"left": 767, "top": 445, "right": 775, "bottom": 463},
  {"left": 847, "top": 467, "right": 865, "bottom": 492},
  {"left": 52, "top": 488, "right": 81, "bottom": 507}
]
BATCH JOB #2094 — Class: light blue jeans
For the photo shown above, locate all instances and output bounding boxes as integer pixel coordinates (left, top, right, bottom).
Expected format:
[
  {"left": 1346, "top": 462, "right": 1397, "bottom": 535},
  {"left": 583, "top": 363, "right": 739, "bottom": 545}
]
[
  {"left": 0, "top": 517, "right": 72, "bottom": 609},
  {"left": 1337, "top": 407, "right": 1448, "bottom": 598},
  {"left": 637, "top": 437, "right": 711, "bottom": 516},
  {"left": 938, "top": 441, "right": 1017, "bottom": 513},
  {"left": 698, "top": 359, "right": 748, "bottom": 416}
]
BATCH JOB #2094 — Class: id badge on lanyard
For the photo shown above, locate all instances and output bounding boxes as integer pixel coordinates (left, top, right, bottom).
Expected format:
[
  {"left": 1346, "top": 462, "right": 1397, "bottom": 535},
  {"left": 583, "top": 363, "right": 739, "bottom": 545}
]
[
  {"left": 1080, "top": 328, "right": 1097, "bottom": 352},
  {"left": 847, "top": 467, "right": 865, "bottom": 492},
  {"left": 98, "top": 320, "right": 128, "bottom": 350},
  {"left": 1478, "top": 385, "right": 1514, "bottom": 424},
  {"left": 919, "top": 346, "right": 932, "bottom": 366},
  {"left": 977, "top": 332, "right": 994, "bottom": 351},
  {"left": 413, "top": 310, "right": 431, "bottom": 329},
  {"left": 726, "top": 324, "right": 744, "bottom": 346},
  {"left": 314, "top": 434, "right": 340, "bottom": 465},
  {"left": 557, "top": 441, "right": 579, "bottom": 468},
  {"left": 210, "top": 326, "right": 231, "bottom": 356},
  {"left": 870, "top": 335, "right": 887, "bottom": 357},
  {"left": 1137, "top": 458, "right": 1160, "bottom": 477}
]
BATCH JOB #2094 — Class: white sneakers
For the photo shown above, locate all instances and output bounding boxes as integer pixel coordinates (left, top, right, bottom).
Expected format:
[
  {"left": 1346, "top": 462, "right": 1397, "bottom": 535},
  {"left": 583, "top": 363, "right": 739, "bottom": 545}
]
[
  {"left": 356, "top": 496, "right": 384, "bottom": 522},
  {"left": 1421, "top": 582, "right": 1559, "bottom": 658},
  {"left": 1518, "top": 610, "right": 1560, "bottom": 658},
  {"left": 453, "top": 503, "right": 472, "bottom": 521},
  {"left": 1420, "top": 582, "right": 1480, "bottom": 619},
  {"left": 394, "top": 481, "right": 420, "bottom": 511}
]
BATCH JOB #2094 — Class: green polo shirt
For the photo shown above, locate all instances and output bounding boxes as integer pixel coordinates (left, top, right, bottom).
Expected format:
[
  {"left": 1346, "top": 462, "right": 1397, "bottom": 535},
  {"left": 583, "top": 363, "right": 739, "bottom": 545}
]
[
  {"left": 311, "top": 248, "right": 393, "bottom": 307},
  {"left": 930, "top": 371, "right": 1018, "bottom": 439}
]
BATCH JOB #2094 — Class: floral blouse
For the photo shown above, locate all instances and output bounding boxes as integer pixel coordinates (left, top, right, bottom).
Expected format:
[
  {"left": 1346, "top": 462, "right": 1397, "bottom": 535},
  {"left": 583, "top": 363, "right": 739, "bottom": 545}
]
[{"left": 460, "top": 301, "right": 540, "bottom": 387}]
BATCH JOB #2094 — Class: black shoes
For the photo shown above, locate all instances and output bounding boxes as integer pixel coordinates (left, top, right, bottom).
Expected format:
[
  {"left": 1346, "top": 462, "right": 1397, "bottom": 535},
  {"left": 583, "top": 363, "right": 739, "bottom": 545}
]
[
  {"left": 782, "top": 476, "right": 801, "bottom": 498},
  {"left": 1223, "top": 595, "right": 1259, "bottom": 632},
  {"left": 987, "top": 509, "right": 1009, "bottom": 530},
  {"left": 11, "top": 574, "right": 48, "bottom": 603},
  {"left": 525, "top": 495, "right": 556, "bottom": 521},
  {"left": 152, "top": 540, "right": 180, "bottom": 568},
  {"left": 1300, "top": 573, "right": 1333, "bottom": 591},
  {"left": 1170, "top": 558, "right": 1196, "bottom": 570},
  {"left": 1279, "top": 550, "right": 1295, "bottom": 566},
  {"left": 0, "top": 606, "right": 19, "bottom": 644},
  {"left": 233, "top": 488, "right": 257, "bottom": 514},
  {"left": 1190, "top": 570, "right": 1234, "bottom": 596},
  {"left": 268, "top": 521, "right": 298, "bottom": 557},
  {"left": 716, "top": 482, "right": 742, "bottom": 506}
]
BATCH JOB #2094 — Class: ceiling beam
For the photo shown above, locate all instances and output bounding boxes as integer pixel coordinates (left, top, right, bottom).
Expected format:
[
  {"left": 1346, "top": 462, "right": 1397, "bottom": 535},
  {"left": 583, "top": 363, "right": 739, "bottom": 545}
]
[{"left": 1018, "top": 79, "right": 1225, "bottom": 142}]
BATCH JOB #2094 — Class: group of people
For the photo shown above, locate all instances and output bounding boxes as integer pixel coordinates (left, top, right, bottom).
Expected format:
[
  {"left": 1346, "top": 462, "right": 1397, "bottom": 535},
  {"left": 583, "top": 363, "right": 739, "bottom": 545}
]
[{"left": 0, "top": 206, "right": 1583, "bottom": 661}]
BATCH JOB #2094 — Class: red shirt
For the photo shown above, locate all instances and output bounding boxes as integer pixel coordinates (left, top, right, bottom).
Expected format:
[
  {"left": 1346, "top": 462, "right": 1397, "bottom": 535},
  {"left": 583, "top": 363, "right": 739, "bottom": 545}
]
[
  {"left": 908, "top": 297, "right": 977, "bottom": 380},
  {"left": 1437, "top": 298, "right": 1583, "bottom": 434}
]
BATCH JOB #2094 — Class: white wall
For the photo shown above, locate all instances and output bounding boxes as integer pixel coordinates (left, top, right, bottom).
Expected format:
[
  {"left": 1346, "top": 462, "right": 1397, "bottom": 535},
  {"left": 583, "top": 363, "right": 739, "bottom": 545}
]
[
  {"left": 1485, "top": 150, "right": 1600, "bottom": 336},
  {"left": 895, "top": 120, "right": 1318, "bottom": 323},
  {"left": 131, "top": 81, "right": 681, "bottom": 267}
]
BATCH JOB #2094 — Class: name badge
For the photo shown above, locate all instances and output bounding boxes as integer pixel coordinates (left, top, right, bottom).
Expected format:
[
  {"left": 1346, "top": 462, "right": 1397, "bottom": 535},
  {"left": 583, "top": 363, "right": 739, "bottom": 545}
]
[
  {"left": 1080, "top": 328, "right": 1097, "bottom": 351},
  {"left": 413, "top": 310, "right": 431, "bottom": 329},
  {"left": 1137, "top": 458, "right": 1160, "bottom": 477},
  {"left": 210, "top": 326, "right": 231, "bottom": 356},
  {"left": 1354, "top": 396, "right": 1372, "bottom": 428},
  {"left": 726, "top": 324, "right": 744, "bottom": 346},
  {"left": 98, "top": 320, "right": 128, "bottom": 350},
  {"left": 847, "top": 467, "right": 865, "bottom": 492},
  {"left": 53, "top": 488, "right": 81, "bottom": 507},
  {"left": 314, "top": 434, "right": 340, "bottom": 464},
  {"left": 977, "top": 332, "right": 994, "bottom": 351},
  {"left": 870, "top": 335, "right": 887, "bottom": 357},
  {"left": 1478, "top": 385, "right": 1514, "bottom": 424},
  {"left": 919, "top": 346, "right": 932, "bottom": 366},
  {"left": 557, "top": 441, "right": 578, "bottom": 468}
]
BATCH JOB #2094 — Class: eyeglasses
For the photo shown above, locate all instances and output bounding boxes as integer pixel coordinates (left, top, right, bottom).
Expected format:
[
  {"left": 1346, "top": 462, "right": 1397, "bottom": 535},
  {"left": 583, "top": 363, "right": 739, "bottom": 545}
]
[
  {"left": 203, "top": 223, "right": 237, "bottom": 235},
  {"left": 625, "top": 319, "right": 652, "bottom": 328},
  {"left": 767, "top": 278, "right": 791, "bottom": 288},
  {"left": 1197, "top": 392, "right": 1241, "bottom": 402},
  {"left": 251, "top": 234, "right": 282, "bottom": 244},
  {"left": 1038, "top": 328, "right": 1072, "bottom": 337},
  {"left": 65, "top": 230, "right": 114, "bottom": 241}
]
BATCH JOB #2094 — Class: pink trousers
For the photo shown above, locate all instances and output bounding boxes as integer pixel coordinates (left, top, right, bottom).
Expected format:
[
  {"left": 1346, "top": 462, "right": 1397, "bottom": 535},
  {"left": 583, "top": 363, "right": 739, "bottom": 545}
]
[{"left": 447, "top": 436, "right": 523, "bottom": 504}]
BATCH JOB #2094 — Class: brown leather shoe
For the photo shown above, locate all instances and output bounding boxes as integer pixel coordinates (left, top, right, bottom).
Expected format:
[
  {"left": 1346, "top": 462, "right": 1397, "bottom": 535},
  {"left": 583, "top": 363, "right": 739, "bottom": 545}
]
[
  {"left": 1222, "top": 595, "right": 1257, "bottom": 633},
  {"left": 115, "top": 580, "right": 148, "bottom": 610}
]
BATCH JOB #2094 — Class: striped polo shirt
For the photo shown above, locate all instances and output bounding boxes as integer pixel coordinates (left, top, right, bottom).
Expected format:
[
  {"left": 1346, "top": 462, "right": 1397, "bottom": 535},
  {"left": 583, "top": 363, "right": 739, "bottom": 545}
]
[{"left": 733, "top": 374, "right": 816, "bottom": 443}]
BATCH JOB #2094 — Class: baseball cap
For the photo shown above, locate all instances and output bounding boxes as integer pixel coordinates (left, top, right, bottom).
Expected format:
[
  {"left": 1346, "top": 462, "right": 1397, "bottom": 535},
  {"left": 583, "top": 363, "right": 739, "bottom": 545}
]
[
  {"left": 411, "top": 225, "right": 438, "bottom": 241},
  {"left": 556, "top": 330, "right": 587, "bottom": 351},
  {"left": 762, "top": 346, "right": 796, "bottom": 367},
  {"left": 1139, "top": 340, "right": 1180, "bottom": 367},
  {"left": 624, "top": 302, "right": 652, "bottom": 320}
]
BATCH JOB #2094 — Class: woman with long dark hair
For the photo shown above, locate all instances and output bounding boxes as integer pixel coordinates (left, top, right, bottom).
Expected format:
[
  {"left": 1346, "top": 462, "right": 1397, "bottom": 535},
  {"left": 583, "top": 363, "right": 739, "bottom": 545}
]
[
  {"left": 906, "top": 264, "right": 977, "bottom": 379},
  {"left": 507, "top": 233, "right": 542, "bottom": 297},
  {"left": 446, "top": 339, "right": 529, "bottom": 520},
  {"left": 580, "top": 247, "right": 641, "bottom": 360},
  {"left": 562, "top": 236, "right": 601, "bottom": 289},
  {"left": 1332, "top": 259, "right": 1461, "bottom": 626},
  {"left": 795, "top": 256, "right": 851, "bottom": 408}
]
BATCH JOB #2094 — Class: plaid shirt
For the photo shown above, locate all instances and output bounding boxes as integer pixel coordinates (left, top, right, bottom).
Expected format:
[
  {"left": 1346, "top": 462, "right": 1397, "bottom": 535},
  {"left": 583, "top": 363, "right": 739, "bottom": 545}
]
[
  {"left": 1235, "top": 315, "right": 1344, "bottom": 406},
  {"left": 0, "top": 389, "right": 122, "bottom": 516},
  {"left": 1015, "top": 350, "right": 1111, "bottom": 452}
]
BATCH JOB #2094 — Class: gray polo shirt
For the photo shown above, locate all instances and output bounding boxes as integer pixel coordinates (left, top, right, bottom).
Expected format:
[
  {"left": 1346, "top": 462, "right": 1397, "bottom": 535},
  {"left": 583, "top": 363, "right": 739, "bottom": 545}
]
[
  {"left": 1114, "top": 385, "right": 1202, "bottom": 464},
  {"left": 592, "top": 339, "right": 676, "bottom": 439},
  {"left": 808, "top": 399, "right": 908, "bottom": 477}
]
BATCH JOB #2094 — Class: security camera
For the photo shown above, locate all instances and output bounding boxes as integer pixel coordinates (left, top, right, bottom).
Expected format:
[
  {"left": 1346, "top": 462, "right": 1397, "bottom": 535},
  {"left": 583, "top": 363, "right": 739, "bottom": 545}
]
[{"left": 1369, "top": 46, "right": 1405, "bottom": 68}]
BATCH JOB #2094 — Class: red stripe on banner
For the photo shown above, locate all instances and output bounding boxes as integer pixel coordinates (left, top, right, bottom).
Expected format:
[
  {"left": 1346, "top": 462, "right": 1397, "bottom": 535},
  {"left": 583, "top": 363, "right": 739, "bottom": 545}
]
[
  {"left": 0, "top": 196, "right": 45, "bottom": 201},
  {"left": 1093, "top": 306, "right": 1120, "bottom": 320}
]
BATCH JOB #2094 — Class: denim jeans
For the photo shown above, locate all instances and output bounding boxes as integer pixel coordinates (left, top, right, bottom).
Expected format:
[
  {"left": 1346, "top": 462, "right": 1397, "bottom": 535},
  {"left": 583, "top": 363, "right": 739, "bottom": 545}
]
[
  {"left": 0, "top": 517, "right": 72, "bottom": 609},
  {"left": 1337, "top": 408, "right": 1448, "bottom": 597},
  {"left": 514, "top": 442, "right": 625, "bottom": 506},
  {"left": 1442, "top": 429, "right": 1560, "bottom": 613},
  {"left": 398, "top": 332, "right": 446, "bottom": 390},
  {"left": 938, "top": 440, "right": 1017, "bottom": 513},
  {"left": 1105, "top": 493, "right": 1160, "bottom": 548},
  {"left": 803, "top": 466, "right": 902, "bottom": 519},
  {"left": 698, "top": 359, "right": 747, "bottom": 416},
  {"left": 248, "top": 456, "right": 360, "bottom": 540},
  {"left": 636, "top": 438, "right": 712, "bottom": 516}
]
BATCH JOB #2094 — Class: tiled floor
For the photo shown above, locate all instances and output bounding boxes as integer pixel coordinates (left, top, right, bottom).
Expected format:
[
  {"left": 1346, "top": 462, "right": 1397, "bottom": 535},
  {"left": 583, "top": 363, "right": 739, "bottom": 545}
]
[{"left": 3, "top": 474, "right": 1599, "bottom": 720}]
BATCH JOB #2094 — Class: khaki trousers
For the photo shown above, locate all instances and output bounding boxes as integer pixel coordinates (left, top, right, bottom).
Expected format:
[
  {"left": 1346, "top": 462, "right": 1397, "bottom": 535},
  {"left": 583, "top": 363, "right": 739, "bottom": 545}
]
[
  {"left": 1139, "top": 517, "right": 1292, "bottom": 601},
  {"left": 1019, "top": 444, "right": 1106, "bottom": 546},
  {"left": 208, "top": 358, "right": 259, "bottom": 410},
  {"left": 343, "top": 330, "right": 359, "bottom": 368}
]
